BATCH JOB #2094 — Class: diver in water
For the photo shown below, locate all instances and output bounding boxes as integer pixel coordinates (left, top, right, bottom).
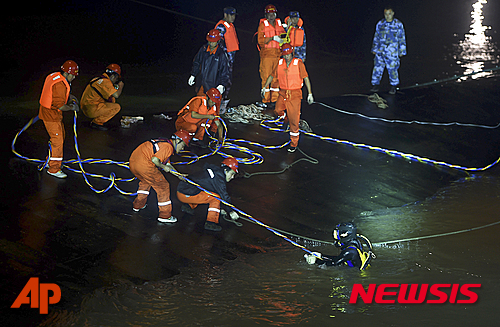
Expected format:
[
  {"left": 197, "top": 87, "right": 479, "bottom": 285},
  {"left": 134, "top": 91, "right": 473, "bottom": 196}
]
[{"left": 304, "top": 222, "right": 374, "bottom": 270}]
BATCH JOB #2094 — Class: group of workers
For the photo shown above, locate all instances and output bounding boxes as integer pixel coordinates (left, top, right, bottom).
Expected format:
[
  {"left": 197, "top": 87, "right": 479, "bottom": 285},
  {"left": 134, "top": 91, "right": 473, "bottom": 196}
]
[{"left": 34, "top": 4, "right": 392, "bottom": 267}]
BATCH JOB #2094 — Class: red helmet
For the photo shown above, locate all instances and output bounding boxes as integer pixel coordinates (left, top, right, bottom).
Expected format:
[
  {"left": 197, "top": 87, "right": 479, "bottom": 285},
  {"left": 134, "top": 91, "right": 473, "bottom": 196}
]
[
  {"left": 61, "top": 60, "right": 79, "bottom": 76},
  {"left": 265, "top": 4, "right": 277, "bottom": 13},
  {"left": 173, "top": 129, "right": 192, "bottom": 146},
  {"left": 281, "top": 43, "right": 293, "bottom": 55},
  {"left": 206, "top": 88, "right": 222, "bottom": 105},
  {"left": 106, "top": 63, "right": 121, "bottom": 77},
  {"left": 206, "top": 29, "right": 222, "bottom": 42},
  {"left": 222, "top": 157, "right": 238, "bottom": 173}
]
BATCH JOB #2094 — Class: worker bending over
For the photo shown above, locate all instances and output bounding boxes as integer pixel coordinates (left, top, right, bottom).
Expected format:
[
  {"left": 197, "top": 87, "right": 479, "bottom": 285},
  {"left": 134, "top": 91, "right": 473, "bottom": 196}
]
[
  {"left": 39, "top": 60, "right": 80, "bottom": 179},
  {"left": 81, "top": 64, "right": 124, "bottom": 130},
  {"left": 177, "top": 157, "right": 239, "bottom": 232},
  {"left": 175, "top": 88, "right": 224, "bottom": 147},
  {"left": 262, "top": 43, "right": 314, "bottom": 153},
  {"left": 129, "top": 130, "right": 191, "bottom": 223}
]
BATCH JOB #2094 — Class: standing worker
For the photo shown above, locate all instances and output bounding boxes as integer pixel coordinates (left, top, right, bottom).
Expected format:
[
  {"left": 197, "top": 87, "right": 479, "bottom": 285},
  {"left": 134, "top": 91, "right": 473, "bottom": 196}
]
[
  {"left": 175, "top": 88, "right": 224, "bottom": 147},
  {"left": 370, "top": 6, "right": 406, "bottom": 95},
  {"left": 215, "top": 6, "right": 239, "bottom": 112},
  {"left": 188, "top": 29, "right": 230, "bottom": 99},
  {"left": 80, "top": 64, "right": 124, "bottom": 130},
  {"left": 284, "top": 11, "right": 306, "bottom": 62},
  {"left": 39, "top": 60, "right": 80, "bottom": 179},
  {"left": 129, "top": 130, "right": 192, "bottom": 223},
  {"left": 177, "top": 157, "right": 240, "bottom": 232},
  {"left": 262, "top": 43, "right": 314, "bottom": 153},
  {"left": 256, "top": 4, "right": 285, "bottom": 108}
]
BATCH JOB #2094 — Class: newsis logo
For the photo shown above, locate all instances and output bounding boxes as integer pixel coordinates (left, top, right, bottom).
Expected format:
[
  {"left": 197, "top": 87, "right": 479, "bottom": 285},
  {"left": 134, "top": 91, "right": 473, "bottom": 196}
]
[
  {"left": 349, "top": 284, "right": 481, "bottom": 304},
  {"left": 11, "top": 277, "right": 61, "bottom": 314}
]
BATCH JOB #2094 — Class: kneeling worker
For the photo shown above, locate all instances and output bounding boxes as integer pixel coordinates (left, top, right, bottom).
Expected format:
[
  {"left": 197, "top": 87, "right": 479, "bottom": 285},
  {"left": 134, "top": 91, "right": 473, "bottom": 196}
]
[
  {"left": 129, "top": 130, "right": 192, "bottom": 223},
  {"left": 175, "top": 87, "right": 224, "bottom": 146},
  {"left": 81, "top": 64, "right": 124, "bottom": 130},
  {"left": 177, "top": 157, "right": 239, "bottom": 231},
  {"left": 304, "top": 222, "right": 374, "bottom": 270}
]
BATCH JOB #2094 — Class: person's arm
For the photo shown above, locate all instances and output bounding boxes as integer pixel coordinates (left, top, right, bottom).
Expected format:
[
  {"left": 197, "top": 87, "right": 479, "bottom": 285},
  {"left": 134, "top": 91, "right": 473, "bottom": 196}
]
[
  {"left": 191, "top": 111, "right": 216, "bottom": 120},
  {"left": 152, "top": 157, "right": 187, "bottom": 181},
  {"left": 111, "top": 81, "right": 124, "bottom": 99}
]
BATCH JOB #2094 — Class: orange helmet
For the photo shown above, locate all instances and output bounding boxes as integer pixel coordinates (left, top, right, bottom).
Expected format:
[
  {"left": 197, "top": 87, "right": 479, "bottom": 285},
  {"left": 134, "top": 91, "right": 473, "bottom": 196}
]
[
  {"left": 206, "top": 29, "right": 222, "bottom": 42},
  {"left": 206, "top": 88, "right": 222, "bottom": 105},
  {"left": 222, "top": 157, "right": 238, "bottom": 173},
  {"left": 281, "top": 43, "right": 293, "bottom": 55},
  {"left": 265, "top": 4, "right": 277, "bottom": 13},
  {"left": 106, "top": 63, "right": 121, "bottom": 77},
  {"left": 173, "top": 129, "right": 192, "bottom": 146},
  {"left": 61, "top": 60, "right": 79, "bottom": 76}
]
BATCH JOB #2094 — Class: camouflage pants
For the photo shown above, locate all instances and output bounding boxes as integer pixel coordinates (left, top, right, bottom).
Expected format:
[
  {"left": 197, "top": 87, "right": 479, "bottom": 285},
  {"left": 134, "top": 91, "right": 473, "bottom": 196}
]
[{"left": 371, "top": 53, "right": 400, "bottom": 86}]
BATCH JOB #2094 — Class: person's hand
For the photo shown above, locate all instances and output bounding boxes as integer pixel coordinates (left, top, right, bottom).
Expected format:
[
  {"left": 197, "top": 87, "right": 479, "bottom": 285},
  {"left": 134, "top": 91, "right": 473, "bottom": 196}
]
[
  {"left": 261, "top": 88, "right": 266, "bottom": 99},
  {"left": 188, "top": 75, "right": 195, "bottom": 86},
  {"left": 176, "top": 173, "right": 188, "bottom": 182},
  {"left": 307, "top": 94, "right": 314, "bottom": 105},
  {"left": 162, "top": 166, "right": 171, "bottom": 173},
  {"left": 216, "top": 85, "right": 225, "bottom": 94},
  {"left": 272, "top": 35, "right": 282, "bottom": 43},
  {"left": 229, "top": 211, "right": 239, "bottom": 221},
  {"left": 304, "top": 252, "right": 321, "bottom": 265},
  {"left": 70, "top": 102, "right": 80, "bottom": 112}
]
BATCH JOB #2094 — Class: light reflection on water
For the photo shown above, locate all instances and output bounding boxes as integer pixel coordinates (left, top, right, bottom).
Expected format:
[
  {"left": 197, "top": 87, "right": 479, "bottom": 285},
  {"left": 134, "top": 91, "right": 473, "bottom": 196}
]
[
  {"left": 454, "top": 0, "right": 499, "bottom": 80},
  {"left": 40, "top": 176, "right": 500, "bottom": 326}
]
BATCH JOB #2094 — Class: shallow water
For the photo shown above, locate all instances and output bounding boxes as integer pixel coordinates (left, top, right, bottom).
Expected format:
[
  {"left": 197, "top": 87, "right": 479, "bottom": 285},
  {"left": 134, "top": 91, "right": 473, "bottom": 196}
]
[{"left": 3, "top": 0, "right": 500, "bottom": 326}]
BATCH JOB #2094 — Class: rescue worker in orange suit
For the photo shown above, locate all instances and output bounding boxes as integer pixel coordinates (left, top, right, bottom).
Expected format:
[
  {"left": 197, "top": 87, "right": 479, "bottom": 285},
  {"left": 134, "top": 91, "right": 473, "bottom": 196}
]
[
  {"left": 177, "top": 157, "right": 239, "bottom": 232},
  {"left": 38, "top": 60, "right": 80, "bottom": 179},
  {"left": 129, "top": 130, "right": 192, "bottom": 223},
  {"left": 188, "top": 29, "right": 230, "bottom": 100},
  {"left": 284, "top": 11, "right": 306, "bottom": 62},
  {"left": 175, "top": 88, "right": 224, "bottom": 147},
  {"left": 215, "top": 7, "right": 239, "bottom": 111},
  {"left": 256, "top": 4, "right": 285, "bottom": 108},
  {"left": 80, "top": 64, "right": 124, "bottom": 131},
  {"left": 262, "top": 43, "right": 314, "bottom": 153}
]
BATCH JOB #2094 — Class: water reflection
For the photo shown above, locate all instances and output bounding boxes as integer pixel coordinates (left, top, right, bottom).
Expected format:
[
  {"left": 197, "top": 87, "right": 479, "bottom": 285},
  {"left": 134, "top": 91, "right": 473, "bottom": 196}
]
[{"left": 454, "top": 0, "right": 499, "bottom": 80}]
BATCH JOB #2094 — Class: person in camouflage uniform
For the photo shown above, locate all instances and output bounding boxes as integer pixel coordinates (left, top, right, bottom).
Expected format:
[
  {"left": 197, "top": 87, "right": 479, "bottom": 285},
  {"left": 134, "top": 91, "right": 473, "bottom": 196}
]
[{"left": 370, "top": 6, "right": 406, "bottom": 94}]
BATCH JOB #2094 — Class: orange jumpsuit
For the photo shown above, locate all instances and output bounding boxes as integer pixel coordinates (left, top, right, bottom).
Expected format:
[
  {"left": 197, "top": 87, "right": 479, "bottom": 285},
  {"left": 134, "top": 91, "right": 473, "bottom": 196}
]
[
  {"left": 129, "top": 139, "right": 174, "bottom": 219},
  {"left": 272, "top": 58, "right": 309, "bottom": 147},
  {"left": 80, "top": 73, "right": 121, "bottom": 125},
  {"left": 257, "top": 18, "right": 285, "bottom": 103},
  {"left": 38, "top": 72, "right": 70, "bottom": 174},
  {"left": 175, "top": 96, "right": 218, "bottom": 140}
]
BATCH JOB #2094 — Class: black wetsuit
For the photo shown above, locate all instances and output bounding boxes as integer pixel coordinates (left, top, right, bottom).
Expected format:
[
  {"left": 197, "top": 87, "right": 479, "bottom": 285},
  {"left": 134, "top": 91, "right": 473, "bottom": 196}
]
[{"left": 316, "top": 239, "right": 363, "bottom": 268}]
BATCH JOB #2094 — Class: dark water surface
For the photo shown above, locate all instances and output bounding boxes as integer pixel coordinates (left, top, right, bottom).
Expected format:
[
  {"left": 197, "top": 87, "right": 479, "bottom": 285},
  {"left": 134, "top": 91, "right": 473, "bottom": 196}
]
[{"left": 2, "top": 0, "right": 500, "bottom": 326}]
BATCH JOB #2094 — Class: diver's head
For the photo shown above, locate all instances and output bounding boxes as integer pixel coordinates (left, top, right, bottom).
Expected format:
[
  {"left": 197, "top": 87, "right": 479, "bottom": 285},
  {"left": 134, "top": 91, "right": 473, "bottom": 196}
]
[{"left": 332, "top": 222, "right": 357, "bottom": 246}]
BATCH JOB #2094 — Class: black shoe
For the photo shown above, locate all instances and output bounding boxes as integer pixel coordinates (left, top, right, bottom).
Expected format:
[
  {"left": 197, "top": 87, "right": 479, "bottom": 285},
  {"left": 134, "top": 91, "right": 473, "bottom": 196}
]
[
  {"left": 181, "top": 203, "right": 195, "bottom": 215},
  {"left": 389, "top": 86, "right": 397, "bottom": 95},
  {"left": 204, "top": 221, "right": 222, "bottom": 232},
  {"left": 267, "top": 102, "right": 276, "bottom": 109},
  {"left": 90, "top": 121, "right": 108, "bottom": 131},
  {"left": 370, "top": 85, "right": 379, "bottom": 92},
  {"left": 287, "top": 145, "right": 297, "bottom": 153}
]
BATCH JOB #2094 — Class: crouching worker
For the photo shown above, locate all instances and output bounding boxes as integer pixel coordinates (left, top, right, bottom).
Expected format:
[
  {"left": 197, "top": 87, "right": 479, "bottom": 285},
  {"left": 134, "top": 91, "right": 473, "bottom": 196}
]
[
  {"left": 80, "top": 64, "right": 124, "bottom": 131},
  {"left": 129, "top": 130, "right": 192, "bottom": 223},
  {"left": 175, "top": 88, "right": 224, "bottom": 147},
  {"left": 304, "top": 222, "right": 374, "bottom": 270},
  {"left": 177, "top": 157, "right": 239, "bottom": 232}
]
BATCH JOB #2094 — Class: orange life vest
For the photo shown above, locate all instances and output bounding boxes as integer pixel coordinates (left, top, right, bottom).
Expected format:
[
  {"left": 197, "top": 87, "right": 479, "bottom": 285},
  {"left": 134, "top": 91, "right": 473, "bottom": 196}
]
[
  {"left": 277, "top": 58, "right": 303, "bottom": 90},
  {"left": 39, "top": 72, "right": 70, "bottom": 108},
  {"left": 284, "top": 17, "right": 304, "bottom": 47},
  {"left": 216, "top": 20, "right": 239, "bottom": 52},
  {"left": 260, "top": 18, "right": 285, "bottom": 49},
  {"left": 178, "top": 96, "right": 216, "bottom": 124}
]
